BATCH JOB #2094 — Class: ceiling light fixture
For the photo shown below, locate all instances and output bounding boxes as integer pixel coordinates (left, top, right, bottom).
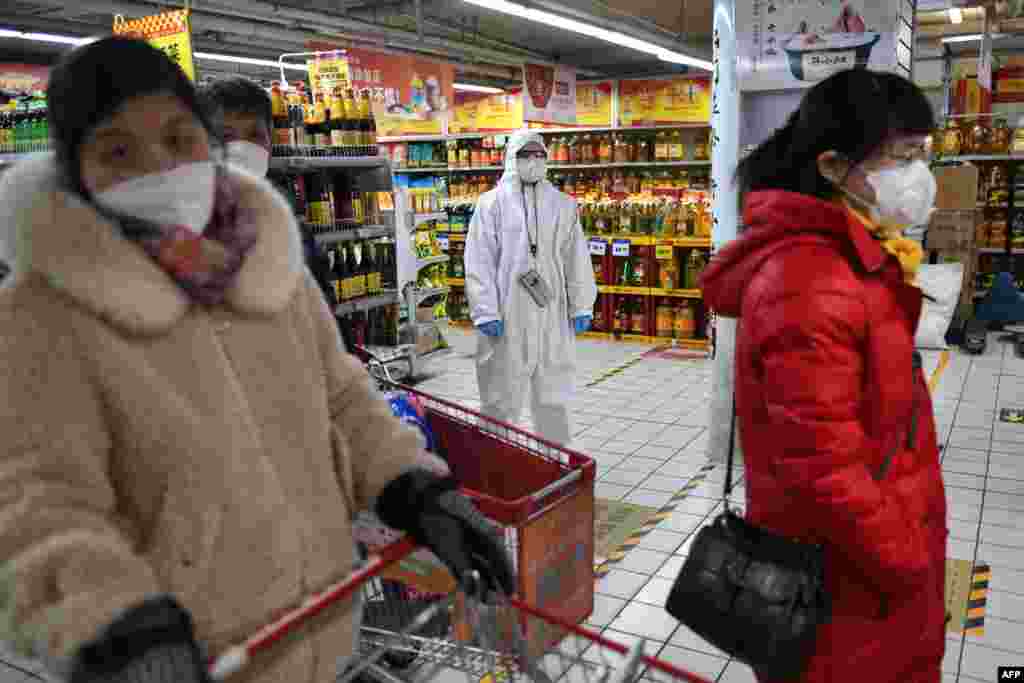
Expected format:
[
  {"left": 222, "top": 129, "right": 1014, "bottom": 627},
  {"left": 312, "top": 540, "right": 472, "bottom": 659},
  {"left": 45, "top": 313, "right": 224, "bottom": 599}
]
[
  {"left": 0, "top": 28, "right": 95, "bottom": 45},
  {"left": 459, "top": 0, "right": 712, "bottom": 71},
  {"left": 194, "top": 52, "right": 309, "bottom": 71},
  {"left": 941, "top": 33, "right": 1005, "bottom": 43},
  {"left": 453, "top": 83, "right": 505, "bottom": 94}
]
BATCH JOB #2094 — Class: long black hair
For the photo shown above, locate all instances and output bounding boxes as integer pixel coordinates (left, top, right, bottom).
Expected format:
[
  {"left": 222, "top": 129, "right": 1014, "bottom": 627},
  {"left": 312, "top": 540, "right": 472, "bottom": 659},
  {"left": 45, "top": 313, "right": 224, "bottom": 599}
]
[{"left": 736, "top": 69, "right": 935, "bottom": 205}]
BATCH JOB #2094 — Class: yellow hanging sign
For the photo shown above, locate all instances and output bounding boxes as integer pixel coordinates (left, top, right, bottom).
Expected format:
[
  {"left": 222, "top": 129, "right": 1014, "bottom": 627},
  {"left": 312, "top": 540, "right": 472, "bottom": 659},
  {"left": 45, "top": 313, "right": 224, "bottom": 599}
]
[{"left": 113, "top": 9, "right": 196, "bottom": 81}]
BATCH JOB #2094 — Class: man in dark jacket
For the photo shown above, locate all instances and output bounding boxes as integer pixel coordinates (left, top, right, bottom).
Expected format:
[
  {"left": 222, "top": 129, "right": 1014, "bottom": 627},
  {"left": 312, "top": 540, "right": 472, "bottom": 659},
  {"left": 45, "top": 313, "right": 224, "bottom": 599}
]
[{"left": 198, "top": 77, "right": 338, "bottom": 308}]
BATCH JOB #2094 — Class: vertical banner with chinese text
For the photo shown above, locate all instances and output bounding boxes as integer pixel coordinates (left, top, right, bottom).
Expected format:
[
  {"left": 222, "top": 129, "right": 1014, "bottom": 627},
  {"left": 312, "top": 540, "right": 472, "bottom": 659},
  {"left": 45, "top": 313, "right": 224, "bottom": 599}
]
[
  {"left": 308, "top": 52, "right": 351, "bottom": 100},
  {"left": 522, "top": 63, "right": 576, "bottom": 125},
  {"left": 113, "top": 10, "right": 195, "bottom": 81}
]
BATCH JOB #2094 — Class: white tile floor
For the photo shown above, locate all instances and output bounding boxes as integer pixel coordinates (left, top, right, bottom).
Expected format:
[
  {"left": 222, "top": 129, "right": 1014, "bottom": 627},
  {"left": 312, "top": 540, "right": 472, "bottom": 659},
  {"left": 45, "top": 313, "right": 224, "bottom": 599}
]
[{"left": 2, "top": 330, "right": 1023, "bottom": 682}]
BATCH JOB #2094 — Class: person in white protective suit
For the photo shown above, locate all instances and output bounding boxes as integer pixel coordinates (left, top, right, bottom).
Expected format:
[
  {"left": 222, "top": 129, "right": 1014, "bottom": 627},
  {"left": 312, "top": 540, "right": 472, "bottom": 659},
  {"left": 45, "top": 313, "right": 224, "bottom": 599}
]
[{"left": 464, "top": 130, "right": 598, "bottom": 446}]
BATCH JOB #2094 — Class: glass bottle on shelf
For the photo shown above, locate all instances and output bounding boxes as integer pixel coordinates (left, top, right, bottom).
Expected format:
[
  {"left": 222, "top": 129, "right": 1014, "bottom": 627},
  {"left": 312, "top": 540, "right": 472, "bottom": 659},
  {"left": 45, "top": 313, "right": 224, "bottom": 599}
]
[
  {"left": 270, "top": 81, "right": 291, "bottom": 151},
  {"left": 670, "top": 129, "right": 686, "bottom": 162},
  {"left": 614, "top": 133, "right": 630, "bottom": 163},
  {"left": 942, "top": 118, "right": 962, "bottom": 157},
  {"left": 969, "top": 118, "right": 990, "bottom": 156},
  {"left": 693, "top": 130, "right": 709, "bottom": 161},
  {"left": 598, "top": 133, "right": 613, "bottom": 164},
  {"left": 655, "top": 130, "right": 670, "bottom": 163},
  {"left": 685, "top": 249, "right": 707, "bottom": 289},
  {"left": 991, "top": 118, "right": 1012, "bottom": 154}
]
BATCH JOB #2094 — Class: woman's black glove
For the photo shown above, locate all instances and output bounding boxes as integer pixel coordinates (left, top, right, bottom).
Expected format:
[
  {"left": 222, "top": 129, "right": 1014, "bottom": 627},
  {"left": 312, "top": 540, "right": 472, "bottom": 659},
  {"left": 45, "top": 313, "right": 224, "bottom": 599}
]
[
  {"left": 376, "top": 470, "right": 516, "bottom": 596},
  {"left": 69, "top": 596, "right": 211, "bottom": 683}
]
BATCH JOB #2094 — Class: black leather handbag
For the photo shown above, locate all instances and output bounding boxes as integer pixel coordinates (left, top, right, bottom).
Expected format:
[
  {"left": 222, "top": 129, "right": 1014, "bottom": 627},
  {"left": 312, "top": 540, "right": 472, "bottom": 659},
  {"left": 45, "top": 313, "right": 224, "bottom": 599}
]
[{"left": 665, "top": 352, "right": 922, "bottom": 680}]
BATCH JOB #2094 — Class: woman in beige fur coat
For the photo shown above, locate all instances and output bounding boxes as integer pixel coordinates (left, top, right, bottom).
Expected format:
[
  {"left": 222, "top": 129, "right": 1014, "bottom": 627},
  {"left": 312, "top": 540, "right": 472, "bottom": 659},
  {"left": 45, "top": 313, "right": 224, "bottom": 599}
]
[{"left": 0, "top": 38, "right": 514, "bottom": 683}]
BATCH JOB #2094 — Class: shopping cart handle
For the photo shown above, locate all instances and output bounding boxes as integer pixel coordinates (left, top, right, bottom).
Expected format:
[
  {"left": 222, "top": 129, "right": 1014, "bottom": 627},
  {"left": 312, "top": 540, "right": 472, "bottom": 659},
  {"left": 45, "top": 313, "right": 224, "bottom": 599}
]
[
  {"left": 207, "top": 537, "right": 417, "bottom": 681},
  {"left": 529, "top": 469, "right": 583, "bottom": 504}
]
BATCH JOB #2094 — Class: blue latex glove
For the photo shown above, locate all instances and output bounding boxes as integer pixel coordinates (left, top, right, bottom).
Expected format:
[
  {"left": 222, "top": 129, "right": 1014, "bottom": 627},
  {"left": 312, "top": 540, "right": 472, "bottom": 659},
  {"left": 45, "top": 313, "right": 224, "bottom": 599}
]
[
  {"left": 478, "top": 320, "right": 504, "bottom": 338},
  {"left": 573, "top": 315, "right": 592, "bottom": 335}
]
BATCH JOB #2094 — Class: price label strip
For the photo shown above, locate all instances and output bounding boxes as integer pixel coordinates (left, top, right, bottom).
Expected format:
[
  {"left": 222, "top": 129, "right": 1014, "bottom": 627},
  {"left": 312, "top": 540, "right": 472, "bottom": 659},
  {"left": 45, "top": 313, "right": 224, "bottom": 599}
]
[
  {"left": 589, "top": 239, "right": 608, "bottom": 256},
  {"left": 612, "top": 239, "right": 630, "bottom": 257}
]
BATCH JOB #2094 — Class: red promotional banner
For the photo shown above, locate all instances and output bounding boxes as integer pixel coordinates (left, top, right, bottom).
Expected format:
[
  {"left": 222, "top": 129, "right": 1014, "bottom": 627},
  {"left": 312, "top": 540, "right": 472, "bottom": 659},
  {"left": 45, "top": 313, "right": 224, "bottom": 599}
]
[
  {"left": 335, "top": 46, "right": 455, "bottom": 136},
  {"left": 0, "top": 64, "right": 49, "bottom": 97}
]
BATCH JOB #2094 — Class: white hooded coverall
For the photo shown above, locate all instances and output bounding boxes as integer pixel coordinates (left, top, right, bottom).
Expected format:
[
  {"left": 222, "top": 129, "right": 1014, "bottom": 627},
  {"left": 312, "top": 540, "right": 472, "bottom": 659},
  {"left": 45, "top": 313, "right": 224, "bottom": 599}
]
[{"left": 464, "top": 131, "right": 598, "bottom": 445}]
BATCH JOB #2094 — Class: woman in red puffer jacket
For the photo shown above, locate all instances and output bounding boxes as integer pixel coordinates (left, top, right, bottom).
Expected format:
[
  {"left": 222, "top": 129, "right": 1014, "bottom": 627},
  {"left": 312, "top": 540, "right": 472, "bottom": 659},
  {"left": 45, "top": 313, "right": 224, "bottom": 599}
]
[{"left": 700, "top": 69, "right": 947, "bottom": 683}]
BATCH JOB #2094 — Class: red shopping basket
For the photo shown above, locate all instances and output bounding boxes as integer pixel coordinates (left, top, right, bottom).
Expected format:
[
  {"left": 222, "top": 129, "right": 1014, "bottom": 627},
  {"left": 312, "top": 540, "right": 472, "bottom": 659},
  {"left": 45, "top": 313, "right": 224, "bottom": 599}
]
[{"left": 377, "top": 382, "right": 598, "bottom": 658}]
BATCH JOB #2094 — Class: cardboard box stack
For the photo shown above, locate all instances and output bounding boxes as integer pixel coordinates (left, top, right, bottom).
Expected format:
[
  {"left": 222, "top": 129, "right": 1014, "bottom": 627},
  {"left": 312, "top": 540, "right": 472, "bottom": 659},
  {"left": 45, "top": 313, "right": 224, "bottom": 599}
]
[{"left": 928, "top": 164, "right": 979, "bottom": 317}]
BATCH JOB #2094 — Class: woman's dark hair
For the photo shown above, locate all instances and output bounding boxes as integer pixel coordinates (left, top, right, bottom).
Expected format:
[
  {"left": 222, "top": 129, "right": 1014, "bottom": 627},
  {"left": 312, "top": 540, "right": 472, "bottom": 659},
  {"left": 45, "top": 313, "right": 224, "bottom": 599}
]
[
  {"left": 198, "top": 77, "right": 273, "bottom": 140},
  {"left": 736, "top": 69, "right": 935, "bottom": 204},
  {"left": 47, "top": 36, "right": 215, "bottom": 196}
]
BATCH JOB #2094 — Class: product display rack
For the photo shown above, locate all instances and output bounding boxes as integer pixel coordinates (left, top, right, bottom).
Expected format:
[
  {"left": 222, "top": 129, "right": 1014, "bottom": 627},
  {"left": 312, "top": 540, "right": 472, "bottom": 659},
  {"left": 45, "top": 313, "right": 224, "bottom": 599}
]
[
  {"left": 394, "top": 188, "right": 455, "bottom": 376},
  {"left": 269, "top": 151, "right": 412, "bottom": 378},
  {"left": 931, "top": 153, "right": 1024, "bottom": 303}
]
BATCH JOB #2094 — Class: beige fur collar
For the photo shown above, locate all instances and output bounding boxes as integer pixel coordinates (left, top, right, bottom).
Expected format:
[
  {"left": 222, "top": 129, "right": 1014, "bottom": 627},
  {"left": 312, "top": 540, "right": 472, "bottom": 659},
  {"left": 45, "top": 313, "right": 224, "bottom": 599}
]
[{"left": 0, "top": 154, "right": 304, "bottom": 336}]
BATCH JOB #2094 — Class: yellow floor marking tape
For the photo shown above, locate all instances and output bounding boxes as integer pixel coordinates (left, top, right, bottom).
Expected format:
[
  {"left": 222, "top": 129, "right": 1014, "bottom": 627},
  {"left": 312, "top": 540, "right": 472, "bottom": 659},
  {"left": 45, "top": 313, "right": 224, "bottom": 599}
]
[{"left": 928, "top": 350, "right": 951, "bottom": 394}]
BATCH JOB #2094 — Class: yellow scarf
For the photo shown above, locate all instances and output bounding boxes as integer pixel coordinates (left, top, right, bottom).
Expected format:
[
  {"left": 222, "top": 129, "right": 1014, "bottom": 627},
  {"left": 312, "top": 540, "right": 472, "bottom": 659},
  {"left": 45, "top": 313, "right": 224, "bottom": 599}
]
[{"left": 840, "top": 198, "right": 923, "bottom": 285}]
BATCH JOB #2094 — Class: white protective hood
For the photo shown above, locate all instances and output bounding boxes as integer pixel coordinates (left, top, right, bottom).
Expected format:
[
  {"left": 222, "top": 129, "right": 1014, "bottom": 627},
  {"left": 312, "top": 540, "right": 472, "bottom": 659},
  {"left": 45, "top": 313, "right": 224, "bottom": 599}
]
[{"left": 500, "top": 130, "right": 548, "bottom": 186}]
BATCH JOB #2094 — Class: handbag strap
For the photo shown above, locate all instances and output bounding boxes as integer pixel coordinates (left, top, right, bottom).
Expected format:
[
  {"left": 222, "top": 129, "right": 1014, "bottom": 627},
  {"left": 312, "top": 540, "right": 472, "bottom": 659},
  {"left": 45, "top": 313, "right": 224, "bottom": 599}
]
[{"left": 723, "top": 351, "right": 923, "bottom": 509}]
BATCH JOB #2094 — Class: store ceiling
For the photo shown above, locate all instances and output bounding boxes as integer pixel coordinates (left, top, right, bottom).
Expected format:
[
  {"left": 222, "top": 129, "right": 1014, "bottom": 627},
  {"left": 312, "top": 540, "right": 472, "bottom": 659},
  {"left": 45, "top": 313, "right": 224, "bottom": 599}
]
[{"left": 0, "top": 0, "right": 712, "bottom": 83}]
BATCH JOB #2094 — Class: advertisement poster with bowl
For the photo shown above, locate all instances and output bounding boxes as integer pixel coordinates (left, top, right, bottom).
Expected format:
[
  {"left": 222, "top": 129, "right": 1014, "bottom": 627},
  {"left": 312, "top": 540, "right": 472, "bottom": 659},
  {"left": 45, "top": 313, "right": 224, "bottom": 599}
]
[
  {"left": 522, "top": 63, "right": 577, "bottom": 125},
  {"left": 340, "top": 47, "right": 455, "bottom": 136},
  {"left": 737, "top": 0, "right": 901, "bottom": 92}
]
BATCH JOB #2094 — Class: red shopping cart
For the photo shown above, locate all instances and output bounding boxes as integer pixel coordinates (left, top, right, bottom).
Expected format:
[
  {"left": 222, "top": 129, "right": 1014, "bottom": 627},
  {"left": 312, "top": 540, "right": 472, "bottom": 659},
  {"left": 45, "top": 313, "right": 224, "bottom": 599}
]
[
  {"left": 208, "top": 536, "right": 715, "bottom": 683},
  {"left": 210, "top": 346, "right": 715, "bottom": 683}
]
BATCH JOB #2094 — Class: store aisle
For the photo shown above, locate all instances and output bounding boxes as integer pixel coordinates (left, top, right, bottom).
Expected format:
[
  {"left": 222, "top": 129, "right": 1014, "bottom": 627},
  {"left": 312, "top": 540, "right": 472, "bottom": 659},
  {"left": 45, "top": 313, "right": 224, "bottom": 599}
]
[{"left": 2, "top": 333, "right": 1024, "bottom": 683}]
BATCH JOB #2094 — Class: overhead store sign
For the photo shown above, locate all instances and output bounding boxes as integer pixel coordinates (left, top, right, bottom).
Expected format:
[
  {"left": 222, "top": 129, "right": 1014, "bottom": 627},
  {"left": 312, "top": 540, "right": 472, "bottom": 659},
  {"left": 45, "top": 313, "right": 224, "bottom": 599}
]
[
  {"left": 619, "top": 78, "right": 710, "bottom": 126},
  {"left": 0, "top": 64, "right": 48, "bottom": 97},
  {"left": 113, "top": 9, "right": 196, "bottom": 81},
  {"left": 522, "top": 63, "right": 576, "bottom": 125},
  {"left": 308, "top": 51, "right": 351, "bottom": 99},
  {"left": 451, "top": 90, "right": 524, "bottom": 133},
  {"left": 736, "top": 0, "right": 901, "bottom": 91},
  {"left": 340, "top": 47, "right": 454, "bottom": 136},
  {"left": 576, "top": 81, "right": 613, "bottom": 128}
]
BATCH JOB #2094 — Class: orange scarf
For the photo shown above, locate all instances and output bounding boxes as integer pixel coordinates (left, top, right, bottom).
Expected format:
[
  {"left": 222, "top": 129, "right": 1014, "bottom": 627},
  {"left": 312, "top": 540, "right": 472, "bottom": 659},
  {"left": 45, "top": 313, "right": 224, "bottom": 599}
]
[{"left": 841, "top": 199, "right": 923, "bottom": 285}]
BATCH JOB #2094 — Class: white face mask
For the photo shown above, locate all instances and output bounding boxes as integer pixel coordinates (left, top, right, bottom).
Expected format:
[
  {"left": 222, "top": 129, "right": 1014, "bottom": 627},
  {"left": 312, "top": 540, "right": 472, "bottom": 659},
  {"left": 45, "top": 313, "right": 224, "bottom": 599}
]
[
  {"left": 517, "top": 157, "right": 547, "bottom": 184},
  {"left": 861, "top": 160, "right": 937, "bottom": 228},
  {"left": 95, "top": 161, "right": 216, "bottom": 235},
  {"left": 225, "top": 140, "right": 270, "bottom": 177}
]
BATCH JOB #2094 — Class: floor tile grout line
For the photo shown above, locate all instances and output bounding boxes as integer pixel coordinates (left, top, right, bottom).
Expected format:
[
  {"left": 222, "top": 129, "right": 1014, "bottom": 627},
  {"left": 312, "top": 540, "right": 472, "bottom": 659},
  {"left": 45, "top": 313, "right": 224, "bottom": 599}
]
[{"left": 958, "top": 346, "right": 1004, "bottom": 680}]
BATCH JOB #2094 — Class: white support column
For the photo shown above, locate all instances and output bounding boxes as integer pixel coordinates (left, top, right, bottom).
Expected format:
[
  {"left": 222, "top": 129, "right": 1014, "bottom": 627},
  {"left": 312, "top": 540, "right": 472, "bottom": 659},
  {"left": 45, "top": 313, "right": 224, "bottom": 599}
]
[{"left": 706, "top": 0, "right": 741, "bottom": 466}]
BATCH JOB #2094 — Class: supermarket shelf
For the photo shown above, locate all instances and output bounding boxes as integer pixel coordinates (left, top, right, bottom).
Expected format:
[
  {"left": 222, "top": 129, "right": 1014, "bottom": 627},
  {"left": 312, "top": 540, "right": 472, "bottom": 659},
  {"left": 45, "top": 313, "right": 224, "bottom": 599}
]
[
  {"left": 445, "top": 233, "right": 468, "bottom": 242},
  {"left": 587, "top": 235, "right": 712, "bottom": 247},
  {"left": 447, "top": 278, "right": 466, "bottom": 287},
  {"left": 448, "top": 161, "right": 711, "bottom": 173},
  {"left": 598, "top": 285, "right": 651, "bottom": 295},
  {"left": 311, "top": 225, "right": 393, "bottom": 244},
  {"left": 334, "top": 290, "right": 398, "bottom": 315},
  {"left": 978, "top": 247, "right": 1024, "bottom": 254},
  {"left": 270, "top": 155, "right": 389, "bottom": 170},
  {"left": 580, "top": 332, "right": 711, "bottom": 348},
  {"left": 0, "top": 151, "right": 49, "bottom": 164},
  {"left": 652, "top": 288, "right": 703, "bottom": 298},
  {"left": 416, "top": 254, "right": 450, "bottom": 270},
  {"left": 413, "top": 212, "right": 448, "bottom": 226},
  {"left": 598, "top": 285, "right": 702, "bottom": 297},
  {"left": 378, "top": 124, "right": 710, "bottom": 144},
  {"left": 936, "top": 154, "right": 1024, "bottom": 163},
  {"left": 413, "top": 286, "right": 450, "bottom": 303},
  {"left": 394, "top": 166, "right": 450, "bottom": 174}
]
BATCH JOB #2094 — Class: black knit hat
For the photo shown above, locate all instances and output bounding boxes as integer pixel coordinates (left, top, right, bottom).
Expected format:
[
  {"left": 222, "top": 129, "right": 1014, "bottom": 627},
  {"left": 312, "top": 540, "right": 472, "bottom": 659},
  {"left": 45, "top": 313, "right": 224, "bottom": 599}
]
[{"left": 47, "top": 36, "right": 214, "bottom": 197}]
